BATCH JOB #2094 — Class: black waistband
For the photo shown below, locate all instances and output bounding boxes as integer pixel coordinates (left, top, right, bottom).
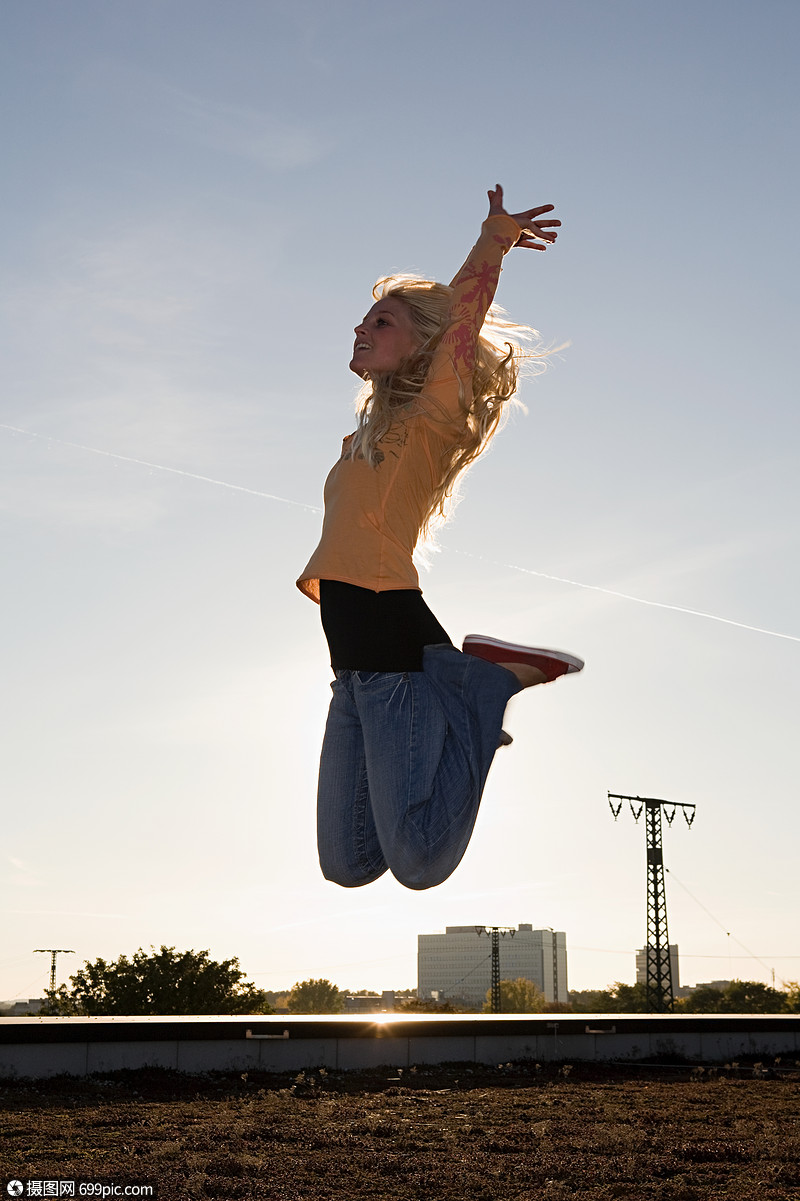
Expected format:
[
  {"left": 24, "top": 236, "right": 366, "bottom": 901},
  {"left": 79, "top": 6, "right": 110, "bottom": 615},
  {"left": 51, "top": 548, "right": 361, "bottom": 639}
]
[{"left": 318, "top": 580, "right": 453, "bottom": 671}]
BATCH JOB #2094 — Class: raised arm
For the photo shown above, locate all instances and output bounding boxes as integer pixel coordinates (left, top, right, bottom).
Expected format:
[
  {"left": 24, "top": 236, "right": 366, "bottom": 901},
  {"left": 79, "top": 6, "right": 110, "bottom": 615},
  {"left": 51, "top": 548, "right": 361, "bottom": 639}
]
[{"left": 441, "top": 185, "right": 560, "bottom": 376}]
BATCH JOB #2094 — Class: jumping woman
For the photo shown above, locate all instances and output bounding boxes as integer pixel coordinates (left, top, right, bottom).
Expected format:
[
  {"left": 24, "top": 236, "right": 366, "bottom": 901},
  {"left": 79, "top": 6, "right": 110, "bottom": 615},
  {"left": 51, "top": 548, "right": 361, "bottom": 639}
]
[{"left": 297, "top": 185, "right": 583, "bottom": 891}]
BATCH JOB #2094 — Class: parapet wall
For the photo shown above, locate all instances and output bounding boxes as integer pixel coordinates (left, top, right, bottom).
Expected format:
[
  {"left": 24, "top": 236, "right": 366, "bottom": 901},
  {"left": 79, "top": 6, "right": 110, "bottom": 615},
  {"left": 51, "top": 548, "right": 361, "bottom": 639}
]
[{"left": 1, "top": 1013, "right": 798, "bottom": 1079}]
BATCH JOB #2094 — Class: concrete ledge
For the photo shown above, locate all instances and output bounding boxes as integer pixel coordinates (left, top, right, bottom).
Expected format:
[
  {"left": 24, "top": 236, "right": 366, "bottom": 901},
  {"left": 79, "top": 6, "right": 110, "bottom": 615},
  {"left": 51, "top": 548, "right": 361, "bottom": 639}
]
[{"left": 1, "top": 1013, "right": 798, "bottom": 1079}]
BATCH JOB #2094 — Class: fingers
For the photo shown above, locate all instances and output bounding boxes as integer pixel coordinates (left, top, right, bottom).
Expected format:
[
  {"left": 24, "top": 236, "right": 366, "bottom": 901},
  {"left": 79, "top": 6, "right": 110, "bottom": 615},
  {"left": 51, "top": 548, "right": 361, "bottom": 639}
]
[
  {"left": 487, "top": 183, "right": 505, "bottom": 215},
  {"left": 522, "top": 227, "right": 559, "bottom": 245},
  {"left": 516, "top": 225, "right": 559, "bottom": 251},
  {"left": 521, "top": 224, "right": 560, "bottom": 239},
  {"left": 525, "top": 203, "right": 555, "bottom": 219},
  {"left": 515, "top": 211, "right": 560, "bottom": 249},
  {"left": 514, "top": 215, "right": 560, "bottom": 231}
]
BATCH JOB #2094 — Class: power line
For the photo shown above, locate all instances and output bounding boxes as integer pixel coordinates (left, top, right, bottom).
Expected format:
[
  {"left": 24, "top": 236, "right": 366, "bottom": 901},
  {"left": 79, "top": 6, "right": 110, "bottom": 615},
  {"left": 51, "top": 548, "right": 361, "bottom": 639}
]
[
  {"left": 448, "top": 953, "right": 493, "bottom": 993},
  {"left": 665, "top": 868, "right": 789, "bottom": 988},
  {"left": 568, "top": 945, "right": 800, "bottom": 960}
]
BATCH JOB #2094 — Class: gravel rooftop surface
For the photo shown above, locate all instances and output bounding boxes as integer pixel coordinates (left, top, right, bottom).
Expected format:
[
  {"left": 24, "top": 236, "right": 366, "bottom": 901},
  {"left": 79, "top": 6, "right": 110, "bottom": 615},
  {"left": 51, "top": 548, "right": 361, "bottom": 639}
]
[{"left": 1, "top": 1060, "right": 799, "bottom": 1200}]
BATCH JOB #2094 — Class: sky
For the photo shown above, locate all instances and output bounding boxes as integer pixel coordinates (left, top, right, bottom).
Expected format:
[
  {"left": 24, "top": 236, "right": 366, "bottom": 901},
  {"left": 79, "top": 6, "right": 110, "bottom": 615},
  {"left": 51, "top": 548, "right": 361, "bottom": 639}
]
[{"left": 2, "top": 0, "right": 798, "bottom": 1005}]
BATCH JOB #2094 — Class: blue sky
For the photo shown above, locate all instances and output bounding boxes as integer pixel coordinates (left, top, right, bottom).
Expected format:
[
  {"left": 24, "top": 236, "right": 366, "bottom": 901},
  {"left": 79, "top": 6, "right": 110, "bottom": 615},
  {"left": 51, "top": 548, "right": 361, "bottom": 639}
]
[{"left": 2, "top": 0, "right": 799, "bottom": 1003}]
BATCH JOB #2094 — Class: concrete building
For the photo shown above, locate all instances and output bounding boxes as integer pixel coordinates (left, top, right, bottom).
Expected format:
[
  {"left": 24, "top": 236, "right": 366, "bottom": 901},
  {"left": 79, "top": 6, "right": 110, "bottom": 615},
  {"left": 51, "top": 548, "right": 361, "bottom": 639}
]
[
  {"left": 418, "top": 925, "right": 568, "bottom": 1010},
  {"left": 0, "top": 998, "right": 45, "bottom": 1016},
  {"left": 636, "top": 945, "right": 680, "bottom": 991},
  {"left": 344, "top": 991, "right": 396, "bottom": 1013}
]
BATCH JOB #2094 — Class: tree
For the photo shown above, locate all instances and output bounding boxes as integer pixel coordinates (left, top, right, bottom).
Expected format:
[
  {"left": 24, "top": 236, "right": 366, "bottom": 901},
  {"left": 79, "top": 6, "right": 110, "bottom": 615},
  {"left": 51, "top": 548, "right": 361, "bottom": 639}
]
[
  {"left": 569, "top": 982, "right": 649, "bottom": 1013},
  {"left": 482, "top": 978, "right": 546, "bottom": 1014},
  {"left": 608, "top": 982, "right": 650, "bottom": 1013},
  {"left": 398, "top": 996, "right": 459, "bottom": 1013},
  {"left": 677, "top": 980, "right": 790, "bottom": 1014},
  {"left": 784, "top": 982, "right": 800, "bottom": 1013},
  {"left": 287, "top": 978, "right": 344, "bottom": 1014},
  {"left": 40, "top": 946, "right": 274, "bottom": 1016},
  {"left": 570, "top": 979, "right": 797, "bottom": 1015},
  {"left": 721, "top": 980, "right": 789, "bottom": 1013},
  {"left": 676, "top": 984, "right": 726, "bottom": 1014},
  {"left": 569, "top": 989, "right": 612, "bottom": 1013}
]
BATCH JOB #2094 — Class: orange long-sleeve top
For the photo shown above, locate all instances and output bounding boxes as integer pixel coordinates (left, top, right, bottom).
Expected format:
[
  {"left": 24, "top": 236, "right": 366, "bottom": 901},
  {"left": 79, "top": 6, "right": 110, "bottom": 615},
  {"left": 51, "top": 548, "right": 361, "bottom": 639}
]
[{"left": 296, "top": 213, "right": 521, "bottom": 604}]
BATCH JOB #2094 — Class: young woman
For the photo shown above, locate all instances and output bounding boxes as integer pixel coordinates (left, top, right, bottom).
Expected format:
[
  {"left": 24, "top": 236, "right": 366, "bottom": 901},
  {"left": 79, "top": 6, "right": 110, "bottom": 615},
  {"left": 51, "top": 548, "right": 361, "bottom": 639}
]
[{"left": 297, "top": 185, "right": 583, "bottom": 891}]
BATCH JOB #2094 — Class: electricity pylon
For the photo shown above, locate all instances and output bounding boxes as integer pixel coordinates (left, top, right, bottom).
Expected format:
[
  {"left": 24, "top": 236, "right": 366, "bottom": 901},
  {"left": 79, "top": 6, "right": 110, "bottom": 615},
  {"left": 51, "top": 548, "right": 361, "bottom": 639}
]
[
  {"left": 475, "top": 926, "right": 516, "bottom": 1013},
  {"left": 608, "top": 794, "right": 696, "bottom": 1013},
  {"left": 35, "top": 948, "right": 74, "bottom": 993}
]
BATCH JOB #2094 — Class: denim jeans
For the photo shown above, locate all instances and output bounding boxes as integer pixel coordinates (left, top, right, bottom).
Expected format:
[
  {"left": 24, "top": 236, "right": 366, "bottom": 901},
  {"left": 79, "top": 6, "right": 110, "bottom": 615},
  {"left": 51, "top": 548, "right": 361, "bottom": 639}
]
[{"left": 316, "top": 644, "right": 522, "bottom": 890}]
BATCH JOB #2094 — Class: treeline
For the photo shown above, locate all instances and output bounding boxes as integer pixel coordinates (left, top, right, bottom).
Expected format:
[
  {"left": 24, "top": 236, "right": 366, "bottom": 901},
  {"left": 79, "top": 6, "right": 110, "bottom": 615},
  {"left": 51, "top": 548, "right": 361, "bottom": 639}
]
[
  {"left": 32, "top": 946, "right": 800, "bottom": 1017},
  {"left": 569, "top": 979, "right": 800, "bottom": 1014},
  {"left": 37, "top": 951, "right": 562, "bottom": 1017},
  {"left": 37, "top": 947, "right": 414, "bottom": 1017}
]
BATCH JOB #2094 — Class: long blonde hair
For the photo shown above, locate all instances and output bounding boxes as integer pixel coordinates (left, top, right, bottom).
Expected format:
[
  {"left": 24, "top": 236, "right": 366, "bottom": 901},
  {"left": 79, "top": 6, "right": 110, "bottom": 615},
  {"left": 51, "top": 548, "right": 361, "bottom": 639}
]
[{"left": 350, "top": 273, "right": 544, "bottom": 532}]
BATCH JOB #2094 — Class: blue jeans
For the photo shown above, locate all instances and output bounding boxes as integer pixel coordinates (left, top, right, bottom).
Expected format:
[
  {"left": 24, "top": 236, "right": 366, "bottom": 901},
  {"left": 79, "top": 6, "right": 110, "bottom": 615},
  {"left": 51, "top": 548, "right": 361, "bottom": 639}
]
[{"left": 317, "top": 644, "right": 522, "bottom": 890}]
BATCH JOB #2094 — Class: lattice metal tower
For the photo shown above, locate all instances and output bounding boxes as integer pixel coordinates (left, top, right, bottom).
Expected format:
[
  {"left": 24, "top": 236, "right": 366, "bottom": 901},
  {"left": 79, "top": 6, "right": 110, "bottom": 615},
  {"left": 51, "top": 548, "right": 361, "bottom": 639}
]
[
  {"left": 35, "top": 948, "right": 74, "bottom": 993},
  {"left": 475, "top": 926, "right": 516, "bottom": 1013},
  {"left": 608, "top": 794, "right": 696, "bottom": 1013}
]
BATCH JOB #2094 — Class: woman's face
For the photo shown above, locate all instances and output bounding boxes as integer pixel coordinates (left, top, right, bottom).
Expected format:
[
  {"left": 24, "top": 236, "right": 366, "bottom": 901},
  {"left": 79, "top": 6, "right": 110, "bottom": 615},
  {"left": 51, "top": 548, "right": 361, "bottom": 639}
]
[{"left": 350, "top": 296, "right": 419, "bottom": 377}]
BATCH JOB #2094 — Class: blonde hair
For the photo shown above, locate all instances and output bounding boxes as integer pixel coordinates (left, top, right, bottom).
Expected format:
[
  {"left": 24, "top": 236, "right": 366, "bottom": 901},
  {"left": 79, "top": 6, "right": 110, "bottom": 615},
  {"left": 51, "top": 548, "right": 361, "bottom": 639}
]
[{"left": 350, "top": 273, "right": 544, "bottom": 532}]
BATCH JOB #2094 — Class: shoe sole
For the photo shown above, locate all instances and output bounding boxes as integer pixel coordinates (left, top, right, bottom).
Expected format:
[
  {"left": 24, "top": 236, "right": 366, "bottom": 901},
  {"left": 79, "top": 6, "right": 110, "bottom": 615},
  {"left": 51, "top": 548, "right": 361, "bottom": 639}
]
[{"left": 462, "top": 635, "right": 584, "bottom": 674}]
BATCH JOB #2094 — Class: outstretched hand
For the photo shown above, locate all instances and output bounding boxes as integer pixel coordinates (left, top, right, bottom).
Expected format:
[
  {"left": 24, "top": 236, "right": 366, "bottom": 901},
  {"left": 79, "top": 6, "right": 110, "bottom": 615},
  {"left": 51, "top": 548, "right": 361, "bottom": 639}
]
[{"left": 488, "top": 184, "right": 560, "bottom": 250}]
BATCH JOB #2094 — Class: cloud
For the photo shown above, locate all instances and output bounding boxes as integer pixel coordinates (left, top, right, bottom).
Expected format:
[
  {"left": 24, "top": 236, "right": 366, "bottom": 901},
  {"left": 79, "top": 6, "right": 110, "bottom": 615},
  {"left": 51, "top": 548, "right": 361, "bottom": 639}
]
[
  {"left": 0, "top": 464, "right": 167, "bottom": 532},
  {"left": 9, "top": 910, "right": 129, "bottom": 919},
  {"left": 166, "top": 85, "right": 333, "bottom": 170},
  {"left": 6, "top": 856, "right": 45, "bottom": 890},
  {"left": 0, "top": 207, "right": 280, "bottom": 504},
  {"left": 3, "top": 222, "right": 214, "bottom": 362}
]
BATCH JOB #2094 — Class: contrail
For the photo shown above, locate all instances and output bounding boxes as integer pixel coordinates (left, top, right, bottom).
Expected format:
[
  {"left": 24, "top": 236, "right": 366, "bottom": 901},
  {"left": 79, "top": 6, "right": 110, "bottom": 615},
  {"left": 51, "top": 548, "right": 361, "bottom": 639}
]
[
  {"left": 0, "top": 422, "right": 322, "bottom": 514},
  {"left": 450, "top": 549, "right": 800, "bottom": 644},
  {"left": 4, "top": 422, "right": 798, "bottom": 644}
]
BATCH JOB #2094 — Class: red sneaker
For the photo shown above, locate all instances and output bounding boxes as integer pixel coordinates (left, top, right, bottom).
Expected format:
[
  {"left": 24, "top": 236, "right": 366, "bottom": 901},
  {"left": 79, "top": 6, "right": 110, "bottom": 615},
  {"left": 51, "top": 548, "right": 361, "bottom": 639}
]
[{"left": 462, "top": 635, "right": 584, "bottom": 683}]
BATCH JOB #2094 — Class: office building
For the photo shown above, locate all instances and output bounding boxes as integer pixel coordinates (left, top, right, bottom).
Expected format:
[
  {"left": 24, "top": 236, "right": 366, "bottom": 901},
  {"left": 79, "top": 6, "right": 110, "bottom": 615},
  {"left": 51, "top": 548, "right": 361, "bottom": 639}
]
[
  {"left": 636, "top": 944, "right": 680, "bottom": 991},
  {"left": 418, "top": 924, "right": 568, "bottom": 1010}
]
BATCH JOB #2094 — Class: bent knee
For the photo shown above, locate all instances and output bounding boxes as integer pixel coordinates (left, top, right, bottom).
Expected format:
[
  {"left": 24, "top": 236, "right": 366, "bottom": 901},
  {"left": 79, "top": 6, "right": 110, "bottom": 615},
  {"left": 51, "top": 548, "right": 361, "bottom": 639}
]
[
  {"left": 323, "top": 872, "right": 374, "bottom": 889},
  {"left": 319, "top": 853, "right": 386, "bottom": 889},
  {"left": 386, "top": 850, "right": 458, "bottom": 891}
]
